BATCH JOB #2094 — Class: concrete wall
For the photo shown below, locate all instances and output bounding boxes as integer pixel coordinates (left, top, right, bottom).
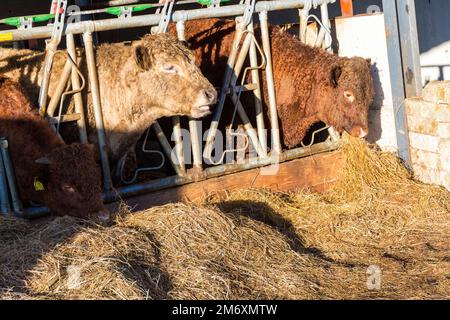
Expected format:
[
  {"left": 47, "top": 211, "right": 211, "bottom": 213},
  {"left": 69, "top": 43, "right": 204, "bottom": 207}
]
[{"left": 405, "top": 82, "right": 450, "bottom": 191}]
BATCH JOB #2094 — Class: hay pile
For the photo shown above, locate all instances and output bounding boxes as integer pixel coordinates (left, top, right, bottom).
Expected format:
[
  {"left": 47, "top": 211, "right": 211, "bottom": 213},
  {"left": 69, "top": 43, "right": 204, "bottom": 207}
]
[{"left": 0, "top": 136, "right": 449, "bottom": 300}]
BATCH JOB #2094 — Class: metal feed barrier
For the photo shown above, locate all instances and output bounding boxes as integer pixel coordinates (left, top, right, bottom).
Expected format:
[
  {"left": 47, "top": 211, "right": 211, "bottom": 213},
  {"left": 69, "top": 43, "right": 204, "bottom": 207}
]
[{"left": 0, "top": 0, "right": 339, "bottom": 219}]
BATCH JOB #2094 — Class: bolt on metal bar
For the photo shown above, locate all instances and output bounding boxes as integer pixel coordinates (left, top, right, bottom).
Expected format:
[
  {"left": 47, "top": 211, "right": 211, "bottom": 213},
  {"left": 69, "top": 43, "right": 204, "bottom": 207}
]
[
  {"left": 83, "top": 32, "right": 113, "bottom": 191},
  {"left": 66, "top": 33, "right": 88, "bottom": 143}
]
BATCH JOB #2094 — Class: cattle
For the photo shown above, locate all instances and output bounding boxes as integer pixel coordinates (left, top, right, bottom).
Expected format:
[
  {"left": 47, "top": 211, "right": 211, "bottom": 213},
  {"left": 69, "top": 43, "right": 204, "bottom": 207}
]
[
  {"left": 0, "top": 32, "right": 217, "bottom": 163},
  {"left": 0, "top": 77, "right": 107, "bottom": 219},
  {"left": 171, "top": 19, "right": 374, "bottom": 148}
]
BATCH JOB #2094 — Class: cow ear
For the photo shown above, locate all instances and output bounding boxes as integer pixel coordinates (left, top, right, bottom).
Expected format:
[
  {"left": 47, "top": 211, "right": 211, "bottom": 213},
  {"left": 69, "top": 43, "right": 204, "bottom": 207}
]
[
  {"left": 330, "top": 65, "right": 342, "bottom": 88},
  {"left": 35, "top": 156, "right": 51, "bottom": 165},
  {"left": 134, "top": 45, "right": 152, "bottom": 71}
]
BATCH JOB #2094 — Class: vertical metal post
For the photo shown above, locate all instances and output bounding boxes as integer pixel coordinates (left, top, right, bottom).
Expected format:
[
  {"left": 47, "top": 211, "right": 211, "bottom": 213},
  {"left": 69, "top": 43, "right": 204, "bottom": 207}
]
[
  {"left": 67, "top": 33, "right": 89, "bottom": 143},
  {"left": 83, "top": 31, "right": 113, "bottom": 190},
  {"left": 0, "top": 138, "right": 22, "bottom": 214},
  {"left": 172, "top": 117, "right": 186, "bottom": 173},
  {"left": 383, "top": 0, "right": 412, "bottom": 167},
  {"left": 321, "top": 3, "right": 332, "bottom": 50},
  {"left": 259, "top": 11, "right": 281, "bottom": 155},
  {"left": 315, "top": 3, "right": 332, "bottom": 49},
  {"left": 248, "top": 22, "right": 267, "bottom": 155},
  {"left": 177, "top": 20, "right": 202, "bottom": 171},
  {"left": 317, "top": 2, "right": 341, "bottom": 142},
  {"left": 396, "top": 0, "right": 422, "bottom": 98},
  {"left": 298, "top": 6, "right": 310, "bottom": 43},
  {"left": 0, "top": 153, "right": 11, "bottom": 215}
]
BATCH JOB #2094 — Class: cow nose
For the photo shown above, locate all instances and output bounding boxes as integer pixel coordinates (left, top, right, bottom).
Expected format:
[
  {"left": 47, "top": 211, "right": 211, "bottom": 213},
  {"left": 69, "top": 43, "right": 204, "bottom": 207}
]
[
  {"left": 351, "top": 126, "right": 369, "bottom": 138},
  {"left": 202, "top": 88, "right": 217, "bottom": 104}
]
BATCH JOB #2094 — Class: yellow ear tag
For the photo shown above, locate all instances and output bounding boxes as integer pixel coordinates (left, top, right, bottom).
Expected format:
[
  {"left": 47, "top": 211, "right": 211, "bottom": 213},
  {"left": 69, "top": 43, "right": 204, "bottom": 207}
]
[{"left": 34, "top": 177, "right": 45, "bottom": 191}]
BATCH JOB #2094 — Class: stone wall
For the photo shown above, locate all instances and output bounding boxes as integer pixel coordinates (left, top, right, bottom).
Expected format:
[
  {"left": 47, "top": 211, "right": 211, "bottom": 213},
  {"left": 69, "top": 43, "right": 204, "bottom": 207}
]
[{"left": 405, "top": 82, "right": 450, "bottom": 191}]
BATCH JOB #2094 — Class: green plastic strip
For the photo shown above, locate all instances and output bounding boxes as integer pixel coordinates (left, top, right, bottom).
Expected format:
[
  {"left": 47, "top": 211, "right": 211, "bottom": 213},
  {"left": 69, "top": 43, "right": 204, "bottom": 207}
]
[
  {"left": 197, "top": 0, "right": 230, "bottom": 6},
  {"left": 105, "top": 4, "right": 154, "bottom": 16},
  {"left": 2, "top": 14, "right": 55, "bottom": 28}
]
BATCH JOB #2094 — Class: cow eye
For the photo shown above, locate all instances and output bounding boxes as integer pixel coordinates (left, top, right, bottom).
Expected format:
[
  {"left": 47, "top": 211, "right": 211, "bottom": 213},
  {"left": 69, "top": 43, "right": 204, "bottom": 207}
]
[
  {"left": 61, "top": 184, "right": 76, "bottom": 193},
  {"left": 344, "top": 91, "right": 355, "bottom": 103},
  {"left": 162, "top": 64, "right": 179, "bottom": 74}
]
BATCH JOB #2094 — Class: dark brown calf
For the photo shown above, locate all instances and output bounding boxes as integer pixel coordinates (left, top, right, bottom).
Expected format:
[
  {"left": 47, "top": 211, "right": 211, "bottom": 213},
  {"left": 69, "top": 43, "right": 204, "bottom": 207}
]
[{"left": 0, "top": 77, "right": 106, "bottom": 219}]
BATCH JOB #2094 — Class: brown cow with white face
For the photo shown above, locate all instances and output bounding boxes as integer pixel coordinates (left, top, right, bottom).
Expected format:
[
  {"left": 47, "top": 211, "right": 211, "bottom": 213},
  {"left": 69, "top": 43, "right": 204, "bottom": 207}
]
[{"left": 0, "top": 32, "right": 217, "bottom": 163}]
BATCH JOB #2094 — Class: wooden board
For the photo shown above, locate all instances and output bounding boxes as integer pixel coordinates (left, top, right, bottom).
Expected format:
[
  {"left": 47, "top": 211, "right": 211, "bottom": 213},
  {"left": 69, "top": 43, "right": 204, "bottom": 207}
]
[{"left": 109, "top": 151, "right": 344, "bottom": 213}]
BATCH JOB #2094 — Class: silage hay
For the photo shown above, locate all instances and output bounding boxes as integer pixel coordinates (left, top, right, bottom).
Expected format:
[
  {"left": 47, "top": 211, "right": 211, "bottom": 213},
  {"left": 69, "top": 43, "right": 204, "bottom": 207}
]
[{"left": 0, "top": 135, "right": 449, "bottom": 300}]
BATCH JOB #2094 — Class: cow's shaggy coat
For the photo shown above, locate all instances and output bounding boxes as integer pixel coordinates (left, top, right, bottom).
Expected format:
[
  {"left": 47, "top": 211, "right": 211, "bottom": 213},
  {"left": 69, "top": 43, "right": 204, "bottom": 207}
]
[
  {"left": 172, "top": 19, "right": 374, "bottom": 147},
  {"left": 0, "top": 33, "right": 217, "bottom": 163},
  {"left": 0, "top": 77, "right": 105, "bottom": 218}
]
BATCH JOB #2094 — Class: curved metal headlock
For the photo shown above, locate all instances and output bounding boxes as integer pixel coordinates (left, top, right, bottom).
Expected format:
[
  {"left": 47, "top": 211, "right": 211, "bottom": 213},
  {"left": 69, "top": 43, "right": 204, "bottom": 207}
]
[
  {"left": 38, "top": 0, "right": 68, "bottom": 117},
  {"left": 203, "top": 0, "right": 271, "bottom": 166},
  {"left": 119, "top": 128, "right": 166, "bottom": 185}
]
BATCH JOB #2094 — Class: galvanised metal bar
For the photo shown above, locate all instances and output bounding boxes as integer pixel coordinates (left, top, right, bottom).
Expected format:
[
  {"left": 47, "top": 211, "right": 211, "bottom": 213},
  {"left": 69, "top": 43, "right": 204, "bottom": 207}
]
[
  {"left": 47, "top": 59, "right": 73, "bottom": 117},
  {"left": 298, "top": 5, "right": 310, "bottom": 43},
  {"left": 38, "top": 0, "right": 68, "bottom": 117},
  {"left": 0, "top": 139, "right": 22, "bottom": 214},
  {"left": 382, "top": 0, "right": 412, "bottom": 167},
  {"left": 247, "top": 22, "right": 267, "bottom": 155},
  {"left": 152, "top": 121, "right": 186, "bottom": 176},
  {"left": 314, "top": 3, "right": 332, "bottom": 49},
  {"left": 0, "top": 152, "right": 11, "bottom": 214},
  {"left": 172, "top": 117, "right": 186, "bottom": 173},
  {"left": 321, "top": 3, "right": 332, "bottom": 50},
  {"left": 83, "top": 32, "right": 114, "bottom": 190},
  {"left": 259, "top": 10, "right": 281, "bottom": 155},
  {"left": 67, "top": 33, "right": 88, "bottom": 144},
  {"left": 176, "top": 20, "right": 203, "bottom": 171},
  {"left": 203, "top": 20, "right": 246, "bottom": 162},
  {"left": 0, "top": 0, "right": 336, "bottom": 42},
  {"left": 396, "top": 0, "right": 422, "bottom": 98},
  {"left": 228, "top": 27, "right": 267, "bottom": 158}
]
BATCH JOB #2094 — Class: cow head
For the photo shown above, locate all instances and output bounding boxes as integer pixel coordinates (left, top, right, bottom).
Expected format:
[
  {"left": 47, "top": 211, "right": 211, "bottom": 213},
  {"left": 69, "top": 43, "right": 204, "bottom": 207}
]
[
  {"left": 131, "top": 33, "right": 217, "bottom": 119},
  {"left": 35, "top": 144, "right": 107, "bottom": 220},
  {"left": 322, "top": 57, "right": 374, "bottom": 139}
]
